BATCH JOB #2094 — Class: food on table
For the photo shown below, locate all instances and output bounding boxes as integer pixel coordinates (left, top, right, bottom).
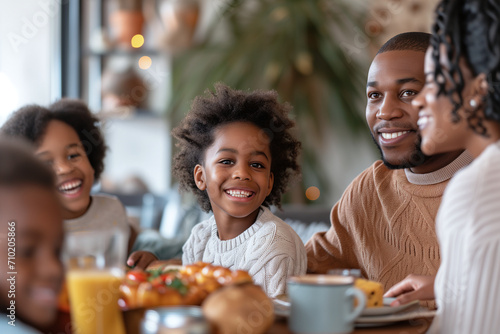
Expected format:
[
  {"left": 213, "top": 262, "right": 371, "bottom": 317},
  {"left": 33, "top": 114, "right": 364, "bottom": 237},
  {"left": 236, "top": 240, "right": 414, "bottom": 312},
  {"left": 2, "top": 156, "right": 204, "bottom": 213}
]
[
  {"left": 202, "top": 283, "right": 274, "bottom": 334},
  {"left": 119, "top": 261, "right": 253, "bottom": 309},
  {"left": 354, "top": 278, "right": 384, "bottom": 307}
]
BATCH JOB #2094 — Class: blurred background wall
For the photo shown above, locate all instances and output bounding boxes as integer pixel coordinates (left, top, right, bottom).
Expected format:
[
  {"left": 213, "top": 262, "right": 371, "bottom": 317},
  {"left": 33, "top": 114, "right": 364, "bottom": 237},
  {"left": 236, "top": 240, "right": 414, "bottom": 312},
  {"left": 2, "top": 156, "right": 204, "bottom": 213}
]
[
  {"left": 0, "top": 0, "right": 58, "bottom": 125},
  {"left": 0, "top": 0, "right": 439, "bottom": 209}
]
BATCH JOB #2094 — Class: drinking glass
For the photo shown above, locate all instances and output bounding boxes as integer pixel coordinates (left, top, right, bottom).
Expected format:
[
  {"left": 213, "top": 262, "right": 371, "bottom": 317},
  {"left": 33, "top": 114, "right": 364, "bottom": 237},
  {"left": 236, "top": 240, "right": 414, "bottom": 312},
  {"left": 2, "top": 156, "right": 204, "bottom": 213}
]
[{"left": 64, "top": 228, "right": 127, "bottom": 334}]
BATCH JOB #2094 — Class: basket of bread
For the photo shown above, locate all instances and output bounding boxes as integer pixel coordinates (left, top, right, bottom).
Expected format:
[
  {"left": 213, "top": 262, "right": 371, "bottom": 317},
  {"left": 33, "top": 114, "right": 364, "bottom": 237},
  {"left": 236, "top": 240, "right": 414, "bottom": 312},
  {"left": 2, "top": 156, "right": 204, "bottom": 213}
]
[
  {"left": 119, "top": 261, "right": 254, "bottom": 308},
  {"left": 120, "top": 261, "right": 274, "bottom": 334}
]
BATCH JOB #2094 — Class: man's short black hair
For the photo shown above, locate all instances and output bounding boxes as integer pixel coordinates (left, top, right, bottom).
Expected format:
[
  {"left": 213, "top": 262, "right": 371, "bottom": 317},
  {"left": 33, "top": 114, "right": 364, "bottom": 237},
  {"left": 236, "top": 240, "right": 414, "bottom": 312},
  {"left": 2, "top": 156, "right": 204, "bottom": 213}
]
[{"left": 377, "top": 32, "right": 431, "bottom": 55}]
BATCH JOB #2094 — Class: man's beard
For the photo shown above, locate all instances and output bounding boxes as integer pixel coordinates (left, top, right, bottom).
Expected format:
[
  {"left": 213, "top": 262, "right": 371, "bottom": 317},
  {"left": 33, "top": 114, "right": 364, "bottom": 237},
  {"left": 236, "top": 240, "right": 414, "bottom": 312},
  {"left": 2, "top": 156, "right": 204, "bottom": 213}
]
[{"left": 370, "top": 134, "right": 429, "bottom": 170}]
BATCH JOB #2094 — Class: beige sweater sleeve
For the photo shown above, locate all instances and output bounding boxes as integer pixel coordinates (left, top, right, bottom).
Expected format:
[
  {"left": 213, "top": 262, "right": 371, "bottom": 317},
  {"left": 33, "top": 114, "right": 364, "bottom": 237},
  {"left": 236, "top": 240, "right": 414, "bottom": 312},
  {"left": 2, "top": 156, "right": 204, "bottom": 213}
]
[
  {"left": 305, "top": 167, "right": 372, "bottom": 276},
  {"left": 306, "top": 161, "right": 448, "bottom": 293}
]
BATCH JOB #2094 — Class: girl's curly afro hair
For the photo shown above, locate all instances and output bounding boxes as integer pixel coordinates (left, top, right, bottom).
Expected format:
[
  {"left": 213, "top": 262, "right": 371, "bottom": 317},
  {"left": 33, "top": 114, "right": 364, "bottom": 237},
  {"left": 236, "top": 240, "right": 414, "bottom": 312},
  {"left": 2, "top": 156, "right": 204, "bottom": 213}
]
[
  {"left": 172, "top": 83, "right": 301, "bottom": 212},
  {"left": 1, "top": 98, "right": 107, "bottom": 181}
]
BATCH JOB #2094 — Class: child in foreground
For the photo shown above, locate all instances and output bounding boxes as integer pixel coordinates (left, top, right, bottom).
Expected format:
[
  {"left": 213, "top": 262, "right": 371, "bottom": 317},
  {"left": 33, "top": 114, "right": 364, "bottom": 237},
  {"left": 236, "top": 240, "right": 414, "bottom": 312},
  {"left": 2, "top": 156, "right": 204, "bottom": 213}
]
[
  {"left": 172, "top": 83, "right": 307, "bottom": 298},
  {"left": 0, "top": 138, "right": 64, "bottom": 333},
  {"left": 0, "top": 98, "right": 155, "bottom": 267}
]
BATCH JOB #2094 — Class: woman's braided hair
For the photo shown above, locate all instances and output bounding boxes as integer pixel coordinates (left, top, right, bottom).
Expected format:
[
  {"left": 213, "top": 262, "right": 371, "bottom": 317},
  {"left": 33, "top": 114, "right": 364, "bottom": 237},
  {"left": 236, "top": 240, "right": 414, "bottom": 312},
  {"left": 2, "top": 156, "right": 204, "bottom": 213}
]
[{"left": 431, "top": 0, "right": 500, "bottom": 136}]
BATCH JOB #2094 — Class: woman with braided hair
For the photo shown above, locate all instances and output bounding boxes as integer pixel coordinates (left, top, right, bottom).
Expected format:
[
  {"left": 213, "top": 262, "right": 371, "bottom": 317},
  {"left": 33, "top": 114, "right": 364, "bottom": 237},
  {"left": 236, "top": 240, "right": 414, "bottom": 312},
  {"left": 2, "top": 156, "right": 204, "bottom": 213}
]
[{"left": 385, "top": 0, "right": 500, "bottom": 332}]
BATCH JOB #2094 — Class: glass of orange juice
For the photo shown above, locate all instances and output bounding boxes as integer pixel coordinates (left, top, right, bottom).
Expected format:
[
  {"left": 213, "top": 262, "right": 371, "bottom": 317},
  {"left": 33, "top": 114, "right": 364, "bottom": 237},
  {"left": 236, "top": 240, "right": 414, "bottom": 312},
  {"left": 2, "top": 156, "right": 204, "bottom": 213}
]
[{"left": 63, "top": 229, "right": 127, "bottom": 334}]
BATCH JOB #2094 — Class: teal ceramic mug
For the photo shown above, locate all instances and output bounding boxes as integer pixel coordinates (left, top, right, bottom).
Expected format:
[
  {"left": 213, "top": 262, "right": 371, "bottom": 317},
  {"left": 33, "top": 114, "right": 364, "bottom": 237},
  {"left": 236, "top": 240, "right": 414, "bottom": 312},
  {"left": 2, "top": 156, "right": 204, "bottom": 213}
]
[{"left": 288, "top": 275, "right": 366, "bottom": 334}]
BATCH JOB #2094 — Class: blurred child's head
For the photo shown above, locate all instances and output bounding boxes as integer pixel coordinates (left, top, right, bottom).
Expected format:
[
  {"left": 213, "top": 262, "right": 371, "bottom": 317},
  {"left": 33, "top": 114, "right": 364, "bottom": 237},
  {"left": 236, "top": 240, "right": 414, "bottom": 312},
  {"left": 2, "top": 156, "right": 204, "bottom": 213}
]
[
  {"left": 172, "top": 83, "right": 301, "bottom": 213},
  {"left": 0, "top": 138, "right": 64, "bottom": 329},
  {"left": 1, "top": 98, "right": 107, "bottom": 219}
]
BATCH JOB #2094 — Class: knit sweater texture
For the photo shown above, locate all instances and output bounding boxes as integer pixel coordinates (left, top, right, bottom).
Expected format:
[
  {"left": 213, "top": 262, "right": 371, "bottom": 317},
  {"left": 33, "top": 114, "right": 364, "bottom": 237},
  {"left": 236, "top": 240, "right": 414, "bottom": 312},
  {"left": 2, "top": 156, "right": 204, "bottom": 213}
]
[
  {"left": 62, "top": 194, "right": 131, "bottom": 264},
  {"left": 64, "top": 194, "right": 130, "bottom": 238},
  {"left": 305, "top": 152, "right": 473, "bottom": 292},
  {"left": 428, "top": 143, "right": 500, "bottom": 334},
  {"left": 182, "top": 206, "right": 307, "bottom": 298}
]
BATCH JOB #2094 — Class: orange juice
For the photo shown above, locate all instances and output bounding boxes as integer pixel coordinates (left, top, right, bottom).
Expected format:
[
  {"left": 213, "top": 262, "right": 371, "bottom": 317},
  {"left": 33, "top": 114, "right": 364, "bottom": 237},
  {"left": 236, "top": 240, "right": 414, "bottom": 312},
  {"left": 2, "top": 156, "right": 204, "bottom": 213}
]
[{"left": 67, "top": 269, "right": 125, "bottom": 334}]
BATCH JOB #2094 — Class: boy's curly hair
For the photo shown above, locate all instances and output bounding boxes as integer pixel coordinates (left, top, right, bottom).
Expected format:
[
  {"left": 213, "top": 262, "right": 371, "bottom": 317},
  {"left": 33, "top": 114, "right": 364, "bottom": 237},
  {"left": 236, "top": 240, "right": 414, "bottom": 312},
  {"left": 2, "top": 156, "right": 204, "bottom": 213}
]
[
  {"left": 172, "top": 83, "right": 301, "bottom": 212},
  {"left": 1, "top": 98, "right": 107, "bottom": 181}
]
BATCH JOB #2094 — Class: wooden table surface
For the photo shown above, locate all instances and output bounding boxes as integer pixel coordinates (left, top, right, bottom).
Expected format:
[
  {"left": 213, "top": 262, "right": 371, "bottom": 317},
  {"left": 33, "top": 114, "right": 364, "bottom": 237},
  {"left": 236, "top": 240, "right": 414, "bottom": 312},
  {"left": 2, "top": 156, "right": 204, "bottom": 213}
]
[
  {"left": 268, "top": 316, "right": 432, "bottom": 333},
  {"left": 51, "top": 309, "right": 432, "bottom": 334}
]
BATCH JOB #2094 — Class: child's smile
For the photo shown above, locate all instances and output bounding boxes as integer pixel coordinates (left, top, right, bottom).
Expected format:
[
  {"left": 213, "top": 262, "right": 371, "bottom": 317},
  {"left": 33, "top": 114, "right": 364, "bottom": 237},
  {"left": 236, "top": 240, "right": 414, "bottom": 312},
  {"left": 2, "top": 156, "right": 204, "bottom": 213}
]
[
  {"left": 225, "top": 188, "right": 254, "bottom": 199},
  {"left": 35, "top": 120, "right": 95, "bottom": 219},
  {"left": 58, "top": 179, "right": 84, "bottom": 196},
  {"left": 194, "top": 121, "right": 274, "bottom": 239}
]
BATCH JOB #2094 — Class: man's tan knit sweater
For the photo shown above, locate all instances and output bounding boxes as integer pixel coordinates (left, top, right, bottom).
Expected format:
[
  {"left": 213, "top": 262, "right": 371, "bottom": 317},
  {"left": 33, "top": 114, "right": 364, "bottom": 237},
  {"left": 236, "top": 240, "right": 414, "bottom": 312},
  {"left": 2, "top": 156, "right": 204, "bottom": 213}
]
[{"left": 306, "top": 152, "right": 473, "bottom": 292}]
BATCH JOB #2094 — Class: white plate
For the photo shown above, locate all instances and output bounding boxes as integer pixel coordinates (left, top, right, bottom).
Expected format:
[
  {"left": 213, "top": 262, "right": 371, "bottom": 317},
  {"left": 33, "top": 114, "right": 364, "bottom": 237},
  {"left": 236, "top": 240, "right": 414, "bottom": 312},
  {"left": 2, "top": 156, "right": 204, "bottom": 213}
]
[
  {"left": 272, "top": 296, "right": 418, "bottom": 316},
  {"left": 361, "top": 297, "right": 419, "bottom": 316},
  {"left": 356, "top": 308, "right": 436, "bottom": 326},
  {"left": 272, "top": 298, "right": 291, "bottom": 318},
  {"left": 272, "top": 297, "right": 435, "bottom": 326}
]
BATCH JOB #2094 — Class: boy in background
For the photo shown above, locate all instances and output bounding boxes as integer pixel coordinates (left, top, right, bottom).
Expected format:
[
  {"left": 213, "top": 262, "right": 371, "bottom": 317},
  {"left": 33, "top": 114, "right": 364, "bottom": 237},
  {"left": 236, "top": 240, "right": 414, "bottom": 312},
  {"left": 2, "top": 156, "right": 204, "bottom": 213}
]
[{"left": 0, "top": 138, "right": 64, "bottom": 333}]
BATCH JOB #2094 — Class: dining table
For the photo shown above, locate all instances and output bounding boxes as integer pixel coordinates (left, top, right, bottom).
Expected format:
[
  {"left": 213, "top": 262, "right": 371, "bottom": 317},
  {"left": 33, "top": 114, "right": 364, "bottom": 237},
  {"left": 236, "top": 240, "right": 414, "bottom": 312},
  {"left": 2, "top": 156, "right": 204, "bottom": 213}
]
[
  {"left": 51, "top": 307, "right": 432, "bottom": 334},
  {"left": 51, "top": 258, "right": 434, "bottom": 334},
  {"left": 267, "top": 316, "right": 432, "bottom": 334}
]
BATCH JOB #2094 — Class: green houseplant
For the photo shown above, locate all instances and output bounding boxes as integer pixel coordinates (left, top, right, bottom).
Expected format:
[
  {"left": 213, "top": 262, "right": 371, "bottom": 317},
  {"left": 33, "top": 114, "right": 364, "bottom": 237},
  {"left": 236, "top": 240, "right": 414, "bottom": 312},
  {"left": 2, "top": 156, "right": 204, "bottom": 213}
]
[{"left": 168, "top": 0, "right": 371, "bottom": 204}]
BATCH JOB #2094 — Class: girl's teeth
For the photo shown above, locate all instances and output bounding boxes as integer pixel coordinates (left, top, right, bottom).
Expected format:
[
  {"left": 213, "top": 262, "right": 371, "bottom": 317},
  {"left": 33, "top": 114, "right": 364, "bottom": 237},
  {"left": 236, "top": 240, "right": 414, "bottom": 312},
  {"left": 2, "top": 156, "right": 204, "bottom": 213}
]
[
  {"left": 59, "top": 180, "right": 82, "bottom": 192},
  {"left": 381, "top": 131, "right": 409, "bottom": 139},
  {"left": 226, "top": 190, "right": 252, "bottom": 198}
]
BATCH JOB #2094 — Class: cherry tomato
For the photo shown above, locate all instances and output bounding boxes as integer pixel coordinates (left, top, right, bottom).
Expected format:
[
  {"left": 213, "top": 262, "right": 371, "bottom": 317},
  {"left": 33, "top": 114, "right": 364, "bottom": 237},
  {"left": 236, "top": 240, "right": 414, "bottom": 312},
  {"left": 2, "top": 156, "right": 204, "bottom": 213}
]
[
  {"left": 149, "top": 272, "right": 177, "bottom": 288},
  {"left": 126, "top": 269, "right": 149, "bottom": 285}
]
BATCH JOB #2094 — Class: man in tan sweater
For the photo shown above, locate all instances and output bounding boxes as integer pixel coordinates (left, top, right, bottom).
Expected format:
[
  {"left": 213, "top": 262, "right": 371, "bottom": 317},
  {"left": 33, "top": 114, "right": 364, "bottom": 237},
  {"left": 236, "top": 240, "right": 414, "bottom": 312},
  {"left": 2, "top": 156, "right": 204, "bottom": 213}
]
[{"left": 305, "top": 32, "right": 473, "bottom": 292}]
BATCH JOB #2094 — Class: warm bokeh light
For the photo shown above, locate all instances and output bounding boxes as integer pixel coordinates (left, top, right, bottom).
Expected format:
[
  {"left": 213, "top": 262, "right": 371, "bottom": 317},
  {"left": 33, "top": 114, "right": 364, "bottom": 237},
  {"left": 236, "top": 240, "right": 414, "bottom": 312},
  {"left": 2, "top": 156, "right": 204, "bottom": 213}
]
[
  {"left": 138, "top": 56, "right": 152, "bottom": 70},
  {"left": 305, "top": 186, "right": 320, "bottom": 201},
  {"left": 131, "top": 34, "right": 144, "bottom": 48}
]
